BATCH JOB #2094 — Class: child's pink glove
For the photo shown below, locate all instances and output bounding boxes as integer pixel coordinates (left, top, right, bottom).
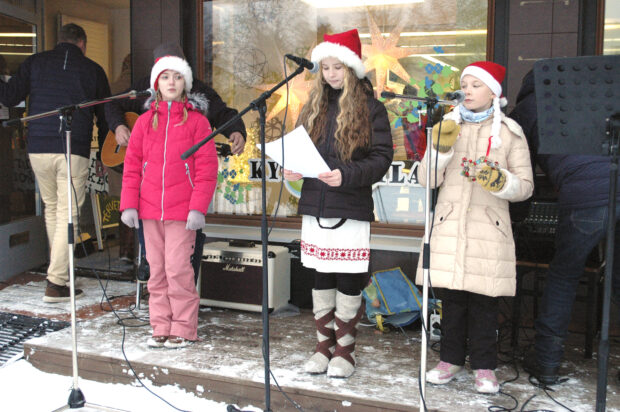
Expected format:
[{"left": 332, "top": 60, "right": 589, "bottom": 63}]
[
  {"left": 186, "top": 210, "right": 205, "bottom": 230},
  {"left": 120, "top": 208, "right": 139, "bottom": 229}
]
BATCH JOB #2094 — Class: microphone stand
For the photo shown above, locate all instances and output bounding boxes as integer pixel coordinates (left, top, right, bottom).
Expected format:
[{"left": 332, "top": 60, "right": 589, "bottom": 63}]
[
  {"left": 596, "top": 112, "right": 620, "bottom": 411},
  {"left": 381, "top": 91, "right": 457, "bottom": 409},
  {"left": 4, "top": 97, "right": 134, "bottom": 412},
  {"left": 183, "top": 64, "right": 307, "bottom": 412},
  {"left": 2, "top": 90, "right": 150, "bottom": 128}
]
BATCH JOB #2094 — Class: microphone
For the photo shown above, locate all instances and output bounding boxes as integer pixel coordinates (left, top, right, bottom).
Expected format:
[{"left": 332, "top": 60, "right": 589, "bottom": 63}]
[
  {"left": 129, "top": 88, "right": 156, "bottom": 99},
  {"left": 285, "top": 54, "right": 319, "bottom": 73},
  {"left": 381, "top": 91, "right": 397, "bottom": 99},
  {"left": 445, "top": 90, "right": 465, "bottom": 105}
]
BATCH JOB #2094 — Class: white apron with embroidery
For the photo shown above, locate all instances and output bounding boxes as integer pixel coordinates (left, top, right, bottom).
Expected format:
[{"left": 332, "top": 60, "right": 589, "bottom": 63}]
[{"left": 300, "top": 215, "right": 370, "bottom": 273}]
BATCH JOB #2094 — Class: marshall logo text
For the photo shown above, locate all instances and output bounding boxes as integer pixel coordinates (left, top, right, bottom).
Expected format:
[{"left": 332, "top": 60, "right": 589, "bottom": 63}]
[{"left": 223, "top": 264, "right": 245, "bottom": 273}]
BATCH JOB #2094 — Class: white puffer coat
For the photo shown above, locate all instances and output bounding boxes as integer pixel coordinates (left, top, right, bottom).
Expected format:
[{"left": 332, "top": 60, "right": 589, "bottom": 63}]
[{"left": 415, "top": 110, "right": 534, "bottom": 297}]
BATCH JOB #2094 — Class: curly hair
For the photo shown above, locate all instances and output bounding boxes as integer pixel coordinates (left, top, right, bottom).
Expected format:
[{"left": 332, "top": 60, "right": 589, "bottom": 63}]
[
  {"left": 151, "top": 89, "right": 188, "bottom": 130},
  {"left": 298, "top": 66, "right": 371, "bottom": 162}
]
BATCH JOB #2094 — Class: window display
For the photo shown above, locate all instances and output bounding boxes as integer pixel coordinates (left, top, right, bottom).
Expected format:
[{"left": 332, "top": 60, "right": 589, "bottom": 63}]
[{"left": 203, "top": 0, "right": 487, "bottom": 225}]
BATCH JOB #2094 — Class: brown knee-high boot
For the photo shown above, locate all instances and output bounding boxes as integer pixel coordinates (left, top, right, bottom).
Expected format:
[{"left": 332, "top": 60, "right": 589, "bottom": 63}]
[
  {"left": 327, "top": 291, "right": 364, "bottom": 378},
  {"left": 304, "top": 288, "right": 337, "bottom": 374}
]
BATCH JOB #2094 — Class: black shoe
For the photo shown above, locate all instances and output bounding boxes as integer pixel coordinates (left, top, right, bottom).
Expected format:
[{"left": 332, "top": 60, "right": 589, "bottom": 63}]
[
  {"left": 137, "top": 257, "right": 150, "bottom": 282},
  {"left": 522, "top": 352, "right": 559, "bottom": 385}
]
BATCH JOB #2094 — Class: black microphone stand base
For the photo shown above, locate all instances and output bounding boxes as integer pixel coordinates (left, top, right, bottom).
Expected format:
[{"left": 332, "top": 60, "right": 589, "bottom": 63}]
[{"left": 52, "top": 388, "right": 130, "bottom": 412}]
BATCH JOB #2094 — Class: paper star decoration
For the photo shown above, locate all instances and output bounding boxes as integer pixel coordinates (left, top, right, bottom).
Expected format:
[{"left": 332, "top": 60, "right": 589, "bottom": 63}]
[
  {"left": 362, "top": 13, "right": 412, "bottom": 95},
  {"left": 256, "top": 74, "right": 313, "bottom": 126}
]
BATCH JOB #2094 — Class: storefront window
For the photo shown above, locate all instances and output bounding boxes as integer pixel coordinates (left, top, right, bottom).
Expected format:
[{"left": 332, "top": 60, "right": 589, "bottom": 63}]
[
  {"left": 0, "top": 14, "right": 37, "bottom": 224},
  {"left": 604, "top": 0, "right": 620, "bottom": 55},
  {"left": 203, "top": 0, "right": 487, "bottom": 225}
]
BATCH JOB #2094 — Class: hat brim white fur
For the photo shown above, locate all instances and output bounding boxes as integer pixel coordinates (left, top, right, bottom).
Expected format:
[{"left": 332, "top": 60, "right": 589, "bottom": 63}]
[
  {"left": 461, "top": 65, "right": 501, "bottom": 98},
  {"left": 150, "top": 56, "right": 193, "bottom": 92},
  {"left": 311, "top": 42, "right": 366, "bottom": 79}
]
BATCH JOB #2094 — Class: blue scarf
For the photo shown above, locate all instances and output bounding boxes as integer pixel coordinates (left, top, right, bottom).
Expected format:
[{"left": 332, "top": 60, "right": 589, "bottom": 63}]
[{"left": 460, "top": 105, "right": 493, "bottom": 123}]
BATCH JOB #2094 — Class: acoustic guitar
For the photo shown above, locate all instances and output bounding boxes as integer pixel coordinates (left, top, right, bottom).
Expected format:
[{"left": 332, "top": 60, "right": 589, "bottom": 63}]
[{"left": 101, "top": 112, "right": 139, "bottom": 172}]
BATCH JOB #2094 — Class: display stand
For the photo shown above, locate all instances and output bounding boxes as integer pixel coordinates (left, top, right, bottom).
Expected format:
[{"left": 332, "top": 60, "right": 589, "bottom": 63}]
[{"left": 534, "top": 54, "right": 620, "bottom": 412}]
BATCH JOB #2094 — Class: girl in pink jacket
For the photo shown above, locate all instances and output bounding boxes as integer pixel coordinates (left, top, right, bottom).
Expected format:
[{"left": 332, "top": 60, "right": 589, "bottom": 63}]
[{"left": 120, "top": 56, "right": 217, "bottom": 348}]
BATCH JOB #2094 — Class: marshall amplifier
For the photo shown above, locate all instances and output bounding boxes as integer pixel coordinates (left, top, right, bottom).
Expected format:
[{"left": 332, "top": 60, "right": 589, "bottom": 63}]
[{"left": 198, "top": 241, "right": 290, "bottom": 312}]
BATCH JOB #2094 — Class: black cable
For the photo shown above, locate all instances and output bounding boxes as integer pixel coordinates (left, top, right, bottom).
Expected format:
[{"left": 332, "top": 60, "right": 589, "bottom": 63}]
[
  {"left": 519, "top": 394, "right": 538, "bottom": 412},
  {"left": 488, "top": 357, "right": 520, "bottom": 412},
  {"left": 269, "top": 369, "right": 305, "bottom": 412},
  {"left": 267, "top": 55, "right": 290, "bottom": 238},
  {"left": 260, "top": 56, "right": 306, "bottom": 411},
  {"left": 415, "top": 103, "right": 447, "bottom": 412},
  {"left": 542, "top": 387, "right": 575, "bottom": 412}
]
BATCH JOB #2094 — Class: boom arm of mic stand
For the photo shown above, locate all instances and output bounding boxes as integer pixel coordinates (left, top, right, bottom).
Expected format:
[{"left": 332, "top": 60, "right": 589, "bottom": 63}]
[
  {"left": 181, "top": 65, "right": 306, "bottom": 160},
  {"left": 1, "top": 92, "right": 149, "bottom": 128},
  {"left": 383, "top": 93, "right": 457, "bottom": 107}
]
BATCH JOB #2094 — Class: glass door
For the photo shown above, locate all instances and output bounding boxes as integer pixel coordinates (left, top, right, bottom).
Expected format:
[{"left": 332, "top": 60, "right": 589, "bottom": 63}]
[{"left": 0, "top": 13, "right": 37, "bottom": 224}]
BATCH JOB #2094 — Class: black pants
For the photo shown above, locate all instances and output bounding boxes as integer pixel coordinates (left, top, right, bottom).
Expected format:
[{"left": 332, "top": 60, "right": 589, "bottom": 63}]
[
  {"left": 313, "top": 269, "right": 369, "bottom": 296},
  {"left": 439, "top": 288, "right": 499, "bottom": 370}
]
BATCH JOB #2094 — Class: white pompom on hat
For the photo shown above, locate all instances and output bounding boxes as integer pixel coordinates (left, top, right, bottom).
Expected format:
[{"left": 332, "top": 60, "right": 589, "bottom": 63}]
[
  {"left": 150, "top": 55, "right": 193, "bottom": 92},
  {"left": 311, "top": 29, "right": 366, "bottom": 79}
]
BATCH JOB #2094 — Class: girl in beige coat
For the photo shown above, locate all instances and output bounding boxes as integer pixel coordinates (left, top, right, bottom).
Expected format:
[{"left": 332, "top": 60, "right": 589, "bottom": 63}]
[{"left": 417, "top": 61, "right": 533, "bottom": 393}]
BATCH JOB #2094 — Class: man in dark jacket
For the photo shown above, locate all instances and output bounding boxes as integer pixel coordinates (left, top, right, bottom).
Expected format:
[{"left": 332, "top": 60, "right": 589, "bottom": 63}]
[
  {"left": 104, "top": 42, "right": 247, "bottom": 281},
  {"left": 105, "top": 42, "right": 246, "bottom": 155},
  {"left": 0, "top": 23, "right": 110, "bottom": 303},
  {"left": 511, "top": 70, "right": 620, "bottom": 385}
]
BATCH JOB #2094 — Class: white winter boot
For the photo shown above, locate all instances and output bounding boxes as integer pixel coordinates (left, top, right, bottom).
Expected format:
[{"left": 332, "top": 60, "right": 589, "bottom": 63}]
[
  {"left": 304, "top": 288, "right": 337, "bottom": 374},
  {"left": 326, "top": 291, "right": 364, "bottom": 378}
]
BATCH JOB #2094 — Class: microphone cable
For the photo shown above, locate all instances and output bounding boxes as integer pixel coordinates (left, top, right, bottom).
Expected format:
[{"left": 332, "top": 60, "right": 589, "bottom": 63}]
[
  {"left": 261, "top": 54, "right": 306, "bottom": 412},
  {"left": 266, "top": 54, "right": 290, "bottom": 238}
]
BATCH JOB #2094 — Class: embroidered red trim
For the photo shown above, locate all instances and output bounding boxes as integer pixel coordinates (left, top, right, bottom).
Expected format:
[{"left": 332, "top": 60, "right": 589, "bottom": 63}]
[{"left": 301, "top": 241, "right": 370, "bottom": 261}]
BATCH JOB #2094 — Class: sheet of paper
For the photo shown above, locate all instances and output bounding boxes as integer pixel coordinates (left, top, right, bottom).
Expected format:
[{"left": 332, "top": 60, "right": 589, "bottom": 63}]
[{"left": 257, "top": 125, "right": 330, "bottom": 178}]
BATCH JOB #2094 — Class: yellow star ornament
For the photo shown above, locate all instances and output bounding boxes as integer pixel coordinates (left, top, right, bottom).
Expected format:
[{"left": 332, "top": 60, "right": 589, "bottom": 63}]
[{"left": 362, "top": 13, "right": 412, "bottom": 96}]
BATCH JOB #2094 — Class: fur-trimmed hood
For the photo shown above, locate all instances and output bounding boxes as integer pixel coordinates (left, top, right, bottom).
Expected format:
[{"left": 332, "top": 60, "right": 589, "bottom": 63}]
[{"left": 143, "top": 92, "right": 209, "bottom": 116}]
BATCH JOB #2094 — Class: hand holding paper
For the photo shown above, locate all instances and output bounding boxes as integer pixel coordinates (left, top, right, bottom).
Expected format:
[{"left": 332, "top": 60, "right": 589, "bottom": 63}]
[
  {"left": 258, "top": 126, "right": 330, "bottom": 178},
  {"left": 318, "top": 169, "right": 342, "bottom": 187},
  {"left": 283, "top": 169, "right": 303, "bottom": 181}
]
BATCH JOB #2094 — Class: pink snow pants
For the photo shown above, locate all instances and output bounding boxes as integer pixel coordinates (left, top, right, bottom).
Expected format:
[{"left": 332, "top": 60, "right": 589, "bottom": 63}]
[{"left": 143, "top": 219, "right": 199, "bottom": 340}]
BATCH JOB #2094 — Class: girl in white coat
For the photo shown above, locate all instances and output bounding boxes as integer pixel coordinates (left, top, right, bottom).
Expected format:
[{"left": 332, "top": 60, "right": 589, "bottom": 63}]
[{"left": 417, "top": 61, "right": 533, "bottom": 393}]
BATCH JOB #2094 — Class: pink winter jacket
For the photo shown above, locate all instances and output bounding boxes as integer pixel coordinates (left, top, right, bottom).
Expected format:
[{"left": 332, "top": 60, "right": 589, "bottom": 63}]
[{"left": 120, "top": 98, "right": 218, "bottom": 221}]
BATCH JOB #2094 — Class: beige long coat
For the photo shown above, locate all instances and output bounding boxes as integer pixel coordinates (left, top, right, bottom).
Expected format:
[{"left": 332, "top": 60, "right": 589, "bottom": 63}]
[{"left": 415, "top": 111, "right": 534, "bottom": 297}]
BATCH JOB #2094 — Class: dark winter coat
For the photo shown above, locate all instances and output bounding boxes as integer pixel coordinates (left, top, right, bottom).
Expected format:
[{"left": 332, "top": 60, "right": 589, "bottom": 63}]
[
  {"left": 510, "top": 69, "right": 620, "bottom": 210},
  {"left": 297, "top": 86, "right": 393, "bottom": 222},
  {"left": 0, "top": 42, "right": 110, "bottom": 158},
  {"left": 105, "top": 76, "right": 246, "bottom": 140}
]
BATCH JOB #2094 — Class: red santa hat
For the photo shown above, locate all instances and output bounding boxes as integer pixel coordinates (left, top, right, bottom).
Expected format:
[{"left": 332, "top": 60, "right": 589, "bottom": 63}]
[
  {"left": 455, "top": 61, "right": 507, "bottom": 150},
  {"left": 150, "top": 55, "right": 193, "bottom": 93},
  {"left": 311, "top": 29, "right": 366, "bottom": 79},
  {"left": 460, "top": 61, "right": 507, "bottom": 107}
]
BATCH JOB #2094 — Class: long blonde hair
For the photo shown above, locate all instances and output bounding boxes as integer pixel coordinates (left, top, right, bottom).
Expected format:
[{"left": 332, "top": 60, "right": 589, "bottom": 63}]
[
  {"left": 298, "top": 66, "right": 371, "bottom": 162},
  {"left": 151, "top": 89, "right": 188, "bottom": 130}
]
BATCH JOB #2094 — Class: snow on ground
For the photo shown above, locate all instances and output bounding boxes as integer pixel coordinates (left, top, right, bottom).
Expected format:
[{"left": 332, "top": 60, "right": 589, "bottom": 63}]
[
  {"left": 0, "top": 359, "right": 262, "bottom": 412},
  {"left": 0, "top": 277, "right": 136, "bottom": 318}
]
